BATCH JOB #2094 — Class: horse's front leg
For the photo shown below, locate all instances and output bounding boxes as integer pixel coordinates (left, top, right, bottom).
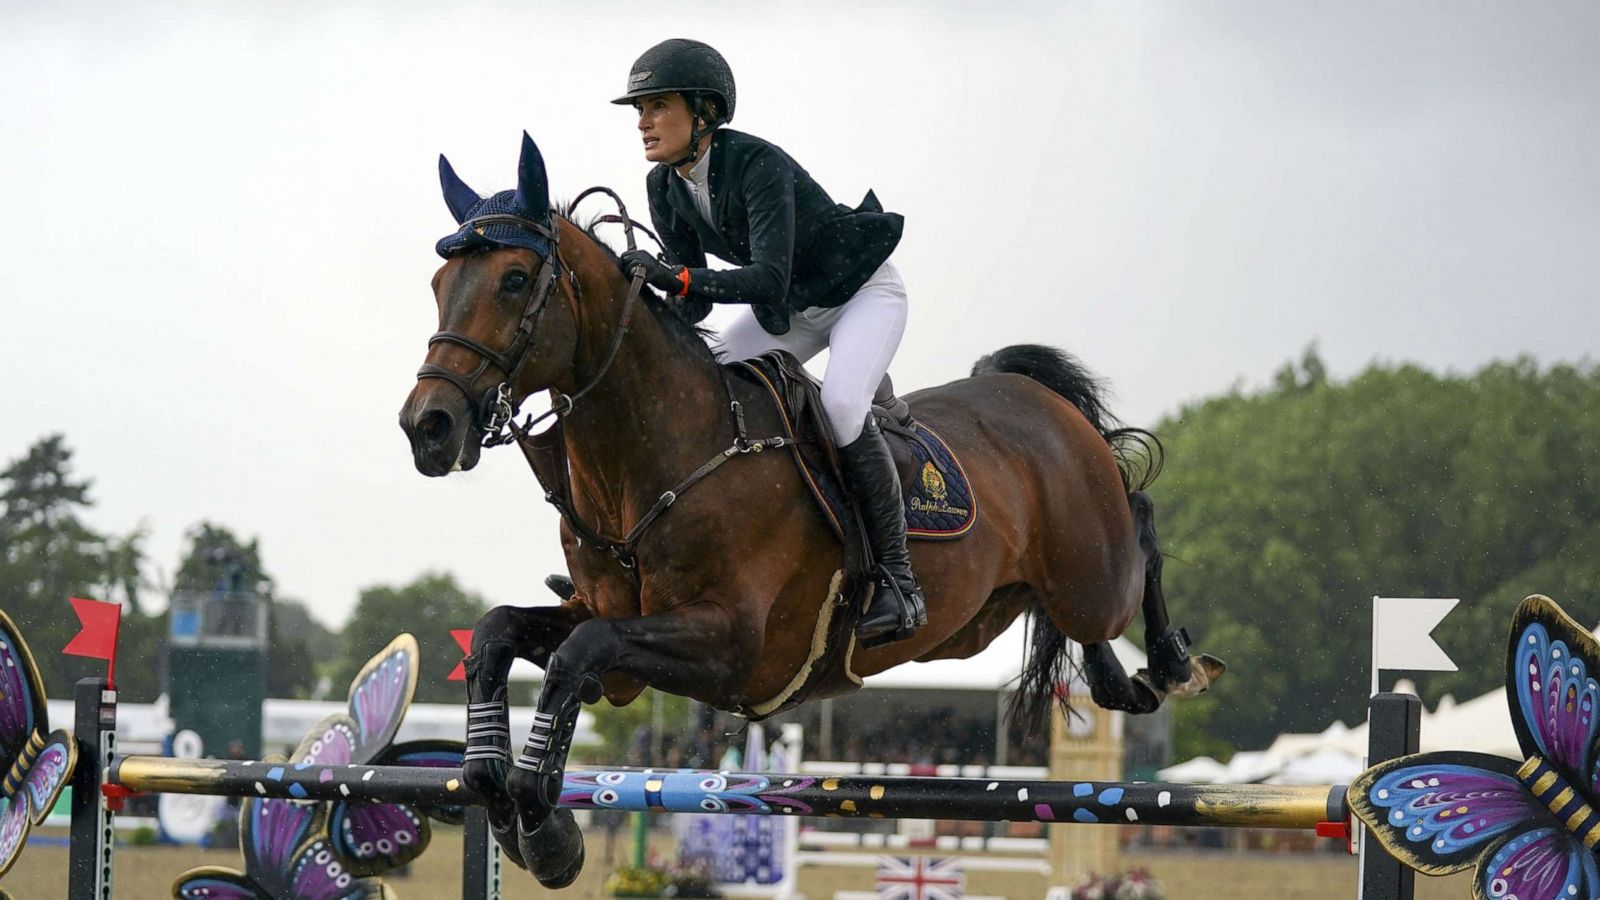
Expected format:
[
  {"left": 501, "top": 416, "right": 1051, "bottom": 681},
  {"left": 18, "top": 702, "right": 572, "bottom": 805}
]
[
  {"left": 505, "top": 605, "right": 750, "bottom": 889},
  {"left": 462, "top": 602, "right": 591, "bottom": 870}
]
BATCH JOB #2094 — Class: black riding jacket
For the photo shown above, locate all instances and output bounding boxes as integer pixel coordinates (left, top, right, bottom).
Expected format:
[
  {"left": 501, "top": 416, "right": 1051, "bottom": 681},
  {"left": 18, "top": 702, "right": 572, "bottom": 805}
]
[{"left": 646, "top": 129, "right": 904, "bottom": 335}]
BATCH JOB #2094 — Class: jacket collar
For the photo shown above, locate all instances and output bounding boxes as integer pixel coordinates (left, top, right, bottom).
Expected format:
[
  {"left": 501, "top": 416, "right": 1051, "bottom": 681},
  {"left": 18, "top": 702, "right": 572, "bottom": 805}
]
[
  {"left": 662, "top": 129, "right": 731, "bottom": 243},
  {"left": 706, "top": 128, "right": 729, "bottom": 209},
  {"left": 674, "top": 141, "right": 713, "bottom": 190},
  {"left": 663, "top": 169, "right": 700, "bottom": 226}
]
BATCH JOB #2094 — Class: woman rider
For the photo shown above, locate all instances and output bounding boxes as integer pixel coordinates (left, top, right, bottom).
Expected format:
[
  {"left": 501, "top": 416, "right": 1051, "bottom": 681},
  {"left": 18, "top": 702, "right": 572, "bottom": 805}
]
[{"left": 614, "top": 38, "right": 926, "bottom": 648}]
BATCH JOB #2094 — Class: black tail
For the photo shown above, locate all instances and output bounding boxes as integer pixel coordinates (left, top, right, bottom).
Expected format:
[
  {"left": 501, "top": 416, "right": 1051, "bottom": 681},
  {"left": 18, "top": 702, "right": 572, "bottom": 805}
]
[
  {"left": 973, "top": 344, "right": 1165, "bottom": 733},
  {"left": 1008, "top": 604, "right": 1078, "bottom": 737},
  {"left": 971, "top": 344, "right": 1164, "bottom": 491}
]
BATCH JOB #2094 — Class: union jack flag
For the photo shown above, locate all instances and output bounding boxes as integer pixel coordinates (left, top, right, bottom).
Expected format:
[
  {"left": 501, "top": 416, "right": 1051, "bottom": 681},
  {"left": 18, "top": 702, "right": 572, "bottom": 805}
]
[{"left": 875, "top": 855, "right": 965, "bottom": 900}]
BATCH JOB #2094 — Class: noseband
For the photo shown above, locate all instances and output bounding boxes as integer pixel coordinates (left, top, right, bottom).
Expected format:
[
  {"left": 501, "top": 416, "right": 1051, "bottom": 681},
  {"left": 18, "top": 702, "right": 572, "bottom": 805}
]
[
  {"left": 415, "top": 212, "right": 566, "bottom": 444},
  {"left": 414, "top": 193, "right": 655, "bottom": 447}
]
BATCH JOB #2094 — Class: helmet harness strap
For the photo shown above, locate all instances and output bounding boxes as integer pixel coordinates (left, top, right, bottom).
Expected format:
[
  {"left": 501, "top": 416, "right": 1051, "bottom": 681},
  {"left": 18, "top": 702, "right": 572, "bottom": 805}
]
[{"left": 666, "top": 92, "right": 718, "bottom": 169}]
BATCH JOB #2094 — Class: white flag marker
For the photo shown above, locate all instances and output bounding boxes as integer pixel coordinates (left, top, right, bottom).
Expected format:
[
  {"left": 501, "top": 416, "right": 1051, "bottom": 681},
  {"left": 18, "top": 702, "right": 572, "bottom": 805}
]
[
  {"left": 1371, "top": 596, "right": 1458, "bottom": 696},
  {"left": 1358, "top": 596, "right": 1460, "bottom": 900}
]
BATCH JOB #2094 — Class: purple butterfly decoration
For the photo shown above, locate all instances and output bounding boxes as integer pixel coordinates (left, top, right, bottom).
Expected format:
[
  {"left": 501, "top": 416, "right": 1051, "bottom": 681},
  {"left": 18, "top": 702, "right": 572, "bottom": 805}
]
[
  {"left": 1350, "top": 594, "right": 1600, "bottom": 900},
  {"left": 176, "top": 634, "right": 465, "bottom": 895},
  {"left": 173, "top": 794, "right": 391, "bottom": 899},
  {"left": 286, "top": 635, "right": 451, "bottom": 877},
  {"left": 0, "top": 609, "right": 77, "bottom": 883}
]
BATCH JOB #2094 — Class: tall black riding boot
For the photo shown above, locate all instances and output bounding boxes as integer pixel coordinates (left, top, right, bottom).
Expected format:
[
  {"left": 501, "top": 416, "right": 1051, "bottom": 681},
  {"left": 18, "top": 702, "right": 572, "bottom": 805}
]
[{"left": 839, "top": 416, "right": 928, "bottom": 648}]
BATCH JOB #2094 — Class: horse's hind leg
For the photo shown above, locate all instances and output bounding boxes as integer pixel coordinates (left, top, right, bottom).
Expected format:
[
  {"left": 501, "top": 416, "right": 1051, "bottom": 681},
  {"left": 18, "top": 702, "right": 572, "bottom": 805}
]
[
  {"left": 1130, "top": 491, "right": 1189, "bottom": 689},
  {"left": 1130, "top": 491, "right": 1225, "bottom": 696},
  {"left": 1084, "top": 641, "right": 1162, "bottom": 714}
]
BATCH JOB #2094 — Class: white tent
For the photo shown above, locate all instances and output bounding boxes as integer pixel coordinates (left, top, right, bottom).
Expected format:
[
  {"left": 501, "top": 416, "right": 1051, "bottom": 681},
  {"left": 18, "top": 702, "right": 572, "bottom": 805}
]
[
  {"left": 48, "top": 696, "right": 173, "bottom": 755},
  {"left": 860, "top": 619, "right": 1147, "bottom": 691},
  {"left": 510, "top": 617, "right": 1149, "bottom": 691},
  {"left": 261, "top": 698, "right": 599, "bottom": 753},
  {"left": 1156, "top": 755, "right": 1228, "bottom": 782},
  {"left": 1162, "top": 677, "right": 1525, "bottom": 785},
  {"left": 43, "top": 694, "right": 598, "bottom": 759},
  {"left": 1270, "top": 746, "right": 1365, "bottom": 785}
]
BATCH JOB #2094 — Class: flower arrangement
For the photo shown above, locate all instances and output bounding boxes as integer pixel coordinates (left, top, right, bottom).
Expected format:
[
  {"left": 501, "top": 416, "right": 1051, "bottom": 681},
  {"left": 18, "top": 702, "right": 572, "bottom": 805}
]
[
  {"left": 604, "top": 862, "right": 723, "bottom": 898},
  {"left": 1070, "top": 868, "right": 1164, "bottom": 900},
  {"left": 605, "top": 865, "right": 669, "bottom": 898}
]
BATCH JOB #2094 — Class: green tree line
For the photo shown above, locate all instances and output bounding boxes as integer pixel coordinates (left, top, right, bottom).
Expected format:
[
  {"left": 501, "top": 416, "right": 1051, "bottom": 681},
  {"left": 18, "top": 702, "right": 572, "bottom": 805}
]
[
  {"left": 1151, "top": 348, "right": 1600, "bottom": 757},
  {"left": 0, "top": 434, "right": 488, "bottom": 705}
]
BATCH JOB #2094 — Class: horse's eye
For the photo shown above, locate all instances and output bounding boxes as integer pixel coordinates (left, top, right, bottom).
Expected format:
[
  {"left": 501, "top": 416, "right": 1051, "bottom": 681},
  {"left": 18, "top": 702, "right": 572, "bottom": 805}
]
[{"left": 502, "top": 271, "right": 529, "bottom": 292}]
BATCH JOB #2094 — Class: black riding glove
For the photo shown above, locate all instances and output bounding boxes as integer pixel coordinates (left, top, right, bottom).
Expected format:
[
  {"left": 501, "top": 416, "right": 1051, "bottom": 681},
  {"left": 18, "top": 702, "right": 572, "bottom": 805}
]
[{"left": 620, "top": 249, "right": 688, "bottom": 296}]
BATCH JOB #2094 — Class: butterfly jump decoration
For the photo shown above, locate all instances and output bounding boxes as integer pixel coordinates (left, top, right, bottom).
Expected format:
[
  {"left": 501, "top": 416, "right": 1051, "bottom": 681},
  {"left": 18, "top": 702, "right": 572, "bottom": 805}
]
[
  {"left": 175, "top": 634, "right": 466, "bottom": 899},
  {"left": 0, "top": 609, "right": 77, "bottom": 895},
  {"left": 1351, "top": 594, "right": 1600, "bottom": 900}
]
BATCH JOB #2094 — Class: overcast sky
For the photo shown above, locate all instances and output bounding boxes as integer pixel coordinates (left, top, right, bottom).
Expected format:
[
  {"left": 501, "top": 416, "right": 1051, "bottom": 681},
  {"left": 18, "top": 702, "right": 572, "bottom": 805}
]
[{"left": 4, "top": 1, "right": 1596, "bottom": 629}]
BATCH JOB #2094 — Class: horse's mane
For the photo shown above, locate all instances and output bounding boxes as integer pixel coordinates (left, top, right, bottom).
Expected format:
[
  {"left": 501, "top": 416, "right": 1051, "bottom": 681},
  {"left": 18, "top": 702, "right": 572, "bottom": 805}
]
[{"left": 559, "top": 209, "right": 721, "bottom": 370}]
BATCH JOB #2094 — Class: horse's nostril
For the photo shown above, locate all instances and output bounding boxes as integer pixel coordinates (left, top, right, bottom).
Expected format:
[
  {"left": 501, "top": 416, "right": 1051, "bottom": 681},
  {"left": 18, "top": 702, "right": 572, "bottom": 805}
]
[{"left": 418, "top": 409, "right": 453, "bottom": 446}]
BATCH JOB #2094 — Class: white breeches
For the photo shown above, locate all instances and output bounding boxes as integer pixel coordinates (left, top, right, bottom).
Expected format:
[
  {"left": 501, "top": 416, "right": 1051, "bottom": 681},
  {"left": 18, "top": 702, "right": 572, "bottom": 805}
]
[{"left": 712, "top": 259, "right": 908, "bottom": 445}]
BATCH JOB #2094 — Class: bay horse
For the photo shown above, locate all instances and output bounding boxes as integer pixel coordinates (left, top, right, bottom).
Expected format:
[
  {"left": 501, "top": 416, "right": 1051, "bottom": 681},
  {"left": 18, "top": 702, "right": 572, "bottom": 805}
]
[{"left": 398, "top": 134, "right": 1224, "bottom": 887}]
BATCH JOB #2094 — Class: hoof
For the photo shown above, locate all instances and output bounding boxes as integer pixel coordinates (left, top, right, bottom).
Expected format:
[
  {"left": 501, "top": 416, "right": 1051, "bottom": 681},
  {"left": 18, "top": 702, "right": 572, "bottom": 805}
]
[
  {"left": 519, "top": 807, "right": 586, "bottom": 890},
  {"left": 1090, "top": 671, "right": 1162, "bottom": 714},
  {"left": 1168, "top": 653, "right": 1226, "bottom": 699},
  {"left": 487, "top": 804, "right": 528, "bottom": 871}
]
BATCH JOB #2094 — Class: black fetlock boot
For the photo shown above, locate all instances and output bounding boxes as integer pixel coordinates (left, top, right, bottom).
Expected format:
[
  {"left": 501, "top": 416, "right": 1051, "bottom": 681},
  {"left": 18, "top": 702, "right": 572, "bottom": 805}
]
[{"left": 840, "top": 416, "right": 928, "bottom": 648}]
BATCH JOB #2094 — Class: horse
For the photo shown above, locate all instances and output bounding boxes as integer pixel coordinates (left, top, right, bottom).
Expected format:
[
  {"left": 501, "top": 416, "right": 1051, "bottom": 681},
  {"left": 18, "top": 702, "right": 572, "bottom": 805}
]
[{"left": 398, "top": 134, "right": 1225, "bottom": 888}]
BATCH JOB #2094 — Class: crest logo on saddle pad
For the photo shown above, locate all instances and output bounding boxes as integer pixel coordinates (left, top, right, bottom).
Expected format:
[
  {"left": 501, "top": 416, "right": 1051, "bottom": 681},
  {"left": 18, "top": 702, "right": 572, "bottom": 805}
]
[
  {"left": 920, "top": 462, "right": 948, "bottom": 502},
  {"left": 909, "top": 451, "right": 970, "bottom": 523}
]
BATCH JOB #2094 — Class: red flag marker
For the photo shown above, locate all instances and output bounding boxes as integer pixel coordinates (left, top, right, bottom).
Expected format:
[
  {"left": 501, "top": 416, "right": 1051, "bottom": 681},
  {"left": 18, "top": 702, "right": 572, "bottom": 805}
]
[
  {"left": 64, "top": 597, "right": 122, "bottom": 688},
  {"left": 447, "top": 629, "right": 473, "bottom": 681}
]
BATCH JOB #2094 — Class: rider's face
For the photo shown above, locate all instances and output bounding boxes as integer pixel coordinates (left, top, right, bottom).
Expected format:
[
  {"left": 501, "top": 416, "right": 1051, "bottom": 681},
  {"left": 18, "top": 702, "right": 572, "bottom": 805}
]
[{"left": 635, "top": 92, "right": 695, "bottom": 164}]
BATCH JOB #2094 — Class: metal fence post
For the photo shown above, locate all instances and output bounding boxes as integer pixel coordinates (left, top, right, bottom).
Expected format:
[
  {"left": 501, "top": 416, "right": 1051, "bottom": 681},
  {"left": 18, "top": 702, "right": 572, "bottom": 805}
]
[
  {"left": 1359, "top": 692, "right": 1421, "bottom": 900},
  {"left": 68, "top": 677, "right": 116, "bottom": 900},
  {"left": 461, "top": 807, "right": 501, "bottom": 900}
]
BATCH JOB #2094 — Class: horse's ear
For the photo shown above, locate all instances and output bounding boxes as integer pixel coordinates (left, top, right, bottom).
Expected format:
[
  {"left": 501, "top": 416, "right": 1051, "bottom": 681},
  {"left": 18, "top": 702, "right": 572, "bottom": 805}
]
[
  {"left": 438, "top": 155, "right": 481, "bottom": 224},
  {"left": 514, "top": 132, "right": 551, "bottom": 222}
]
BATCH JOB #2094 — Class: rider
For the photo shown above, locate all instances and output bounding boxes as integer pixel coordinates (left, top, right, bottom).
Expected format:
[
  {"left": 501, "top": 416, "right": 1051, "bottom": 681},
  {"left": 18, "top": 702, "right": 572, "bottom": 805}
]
[{"left": 614, "top": 38, "right": 927, "bottom": 648}]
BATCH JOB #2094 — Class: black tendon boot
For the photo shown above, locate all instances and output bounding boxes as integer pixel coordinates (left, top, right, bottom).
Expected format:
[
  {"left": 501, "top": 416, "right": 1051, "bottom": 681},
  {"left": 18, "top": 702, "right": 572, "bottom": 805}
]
[{"left": 840, "top": 416, "right": 928, "bottom": 647}]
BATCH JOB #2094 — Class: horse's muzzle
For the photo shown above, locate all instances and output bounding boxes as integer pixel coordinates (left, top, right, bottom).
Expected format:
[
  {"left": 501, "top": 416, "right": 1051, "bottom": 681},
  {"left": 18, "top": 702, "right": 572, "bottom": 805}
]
[{"left": 400, "top": 388, "right": 482, "bottom": 476}]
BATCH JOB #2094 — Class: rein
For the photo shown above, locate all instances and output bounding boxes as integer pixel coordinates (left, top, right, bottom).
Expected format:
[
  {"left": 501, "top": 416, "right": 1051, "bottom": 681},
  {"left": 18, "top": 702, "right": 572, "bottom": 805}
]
[{"left": 415, "top": 187, "right": 789, "bottom": 572}]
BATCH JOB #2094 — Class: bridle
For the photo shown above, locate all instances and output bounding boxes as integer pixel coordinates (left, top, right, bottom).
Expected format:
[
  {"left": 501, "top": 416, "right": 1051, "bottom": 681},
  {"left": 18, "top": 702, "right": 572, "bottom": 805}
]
[
  {"left": 413, "top": 188, "right": 788, "bottom": 572},
  {"left": 414, "top": 191, "right": 654, "bottom": 448}
]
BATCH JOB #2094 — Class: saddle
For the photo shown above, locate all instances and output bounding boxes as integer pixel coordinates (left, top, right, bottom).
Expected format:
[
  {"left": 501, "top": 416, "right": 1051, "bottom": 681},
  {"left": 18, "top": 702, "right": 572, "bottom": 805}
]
[
  {"left": 717, "top": 353, "right": 979, "bottom": 720},
  {"left": 730, "top": 352, "right": 978, "bottom": 544}
]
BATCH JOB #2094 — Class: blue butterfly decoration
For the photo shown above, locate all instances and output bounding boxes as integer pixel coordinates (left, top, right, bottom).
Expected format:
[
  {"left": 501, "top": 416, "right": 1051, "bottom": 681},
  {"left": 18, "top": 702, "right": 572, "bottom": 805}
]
[
  {"left": 175, "top": 634, "right": 465, "bottom": 898},
  {"left": 0, "top": 608, "right": 77, "bottom": 886},
  {"left": 1351, "top": 594, "right": 1600, "bottom": 900}
]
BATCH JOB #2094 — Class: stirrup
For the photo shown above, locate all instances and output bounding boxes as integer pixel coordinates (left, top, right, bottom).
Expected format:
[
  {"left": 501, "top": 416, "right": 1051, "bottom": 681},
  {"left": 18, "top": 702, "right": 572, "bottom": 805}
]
[{"left": 856, "top": 572, "right": 927, "bottom": 649}]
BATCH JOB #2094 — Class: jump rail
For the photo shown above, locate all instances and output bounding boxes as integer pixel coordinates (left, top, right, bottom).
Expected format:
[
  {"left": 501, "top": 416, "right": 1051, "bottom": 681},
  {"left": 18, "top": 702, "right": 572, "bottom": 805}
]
[
  {"left": 108, "top": 755, "right": 1349, "bottom": 829},
  {"left": 64, "top": 681, "right": 1421, "bottom": 900}
]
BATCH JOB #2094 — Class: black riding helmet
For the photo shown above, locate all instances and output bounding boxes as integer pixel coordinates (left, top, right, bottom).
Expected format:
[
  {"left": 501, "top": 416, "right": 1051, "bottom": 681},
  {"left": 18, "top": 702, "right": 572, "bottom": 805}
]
[{"left": 612, "top": 39, "right": 736, "bottom": 166}]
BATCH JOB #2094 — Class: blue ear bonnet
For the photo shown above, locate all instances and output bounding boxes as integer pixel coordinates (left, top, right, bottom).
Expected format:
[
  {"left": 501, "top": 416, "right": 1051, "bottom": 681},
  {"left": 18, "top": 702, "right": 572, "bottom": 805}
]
[
  {"left": 434, "top": 132, "right": 555, "bottom": 260},
  {"left": 434, "top": 190, "right": 554, "bottom": 259}
]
